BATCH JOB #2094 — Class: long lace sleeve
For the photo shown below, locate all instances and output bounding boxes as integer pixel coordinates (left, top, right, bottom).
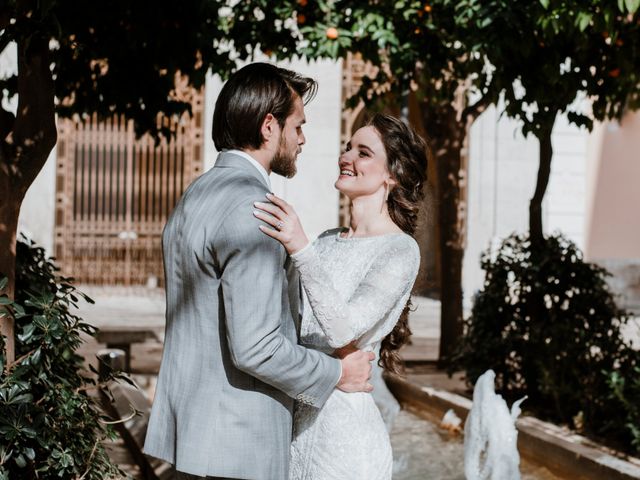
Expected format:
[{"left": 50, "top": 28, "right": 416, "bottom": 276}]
[{"left": 290, "top": 236, "right": 420, "bottom": 349}]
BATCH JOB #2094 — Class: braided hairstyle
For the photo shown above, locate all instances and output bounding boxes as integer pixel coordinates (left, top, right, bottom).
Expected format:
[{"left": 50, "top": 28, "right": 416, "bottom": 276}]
[{"left": 367, "top": 113, "right": 430, "bottom": 374}]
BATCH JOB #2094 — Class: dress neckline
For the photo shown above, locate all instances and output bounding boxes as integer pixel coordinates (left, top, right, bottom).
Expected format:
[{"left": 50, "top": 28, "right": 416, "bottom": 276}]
[{"left": 335, "top": 227, "right": 407, "bottom": 242}]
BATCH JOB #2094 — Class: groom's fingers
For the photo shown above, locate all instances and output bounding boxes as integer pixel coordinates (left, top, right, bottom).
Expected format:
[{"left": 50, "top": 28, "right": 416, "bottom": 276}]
[{"left": 364, "top": 383, "right": 374, "bottom": 393}]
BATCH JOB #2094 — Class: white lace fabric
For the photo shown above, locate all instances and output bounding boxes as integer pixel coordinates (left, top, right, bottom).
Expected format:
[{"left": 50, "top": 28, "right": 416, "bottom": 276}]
[{"left": 289, "top": 228, "right": 420, "bottom": 480}]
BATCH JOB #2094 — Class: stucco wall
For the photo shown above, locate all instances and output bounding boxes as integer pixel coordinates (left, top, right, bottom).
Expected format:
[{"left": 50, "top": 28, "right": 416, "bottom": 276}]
[
  {"left": 585, "top": 112, "right": 640, "bottom": 260},
  {"left": 1, "top": 42, "right": 57, "bottom": 255},
  {"left": 463, "top": 104, "right": 589, "bottom": 307}
]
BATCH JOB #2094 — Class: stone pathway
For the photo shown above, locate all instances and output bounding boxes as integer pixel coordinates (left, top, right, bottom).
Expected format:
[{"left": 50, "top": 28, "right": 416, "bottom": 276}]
[{"left": 73, "top": 288, "right": 636, "bottom": 479}]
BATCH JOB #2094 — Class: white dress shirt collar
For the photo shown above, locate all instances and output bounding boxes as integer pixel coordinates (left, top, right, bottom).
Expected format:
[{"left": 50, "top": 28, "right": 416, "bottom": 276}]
[{"left": 225, "top": 149, "right": 271, "bottom": 189}]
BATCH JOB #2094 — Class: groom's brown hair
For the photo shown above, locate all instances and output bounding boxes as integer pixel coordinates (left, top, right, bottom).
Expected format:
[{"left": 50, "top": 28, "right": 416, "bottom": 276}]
[{"left": 212, "top": 63, "right": 317, "bottom": 151}]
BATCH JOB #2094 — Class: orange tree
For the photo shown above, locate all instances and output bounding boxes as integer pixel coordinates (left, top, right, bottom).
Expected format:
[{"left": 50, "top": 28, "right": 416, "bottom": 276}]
[
  {"left": 463, "top": 0, "right": 640, "bottom": 247},
  {"left": 2, "top": 0, "right": 639, "bottom": 364},
  {"left": 453, "top": 0, "right": 640, "bottom": 370},
  {"left": 245, "top": 0, "right": 640, "bottom": 362}
]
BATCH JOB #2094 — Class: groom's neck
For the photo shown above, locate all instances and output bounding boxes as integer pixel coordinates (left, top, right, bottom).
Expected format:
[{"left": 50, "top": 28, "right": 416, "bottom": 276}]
[{"left": 242, "top": 147, "right": 273, "bottom": 174}]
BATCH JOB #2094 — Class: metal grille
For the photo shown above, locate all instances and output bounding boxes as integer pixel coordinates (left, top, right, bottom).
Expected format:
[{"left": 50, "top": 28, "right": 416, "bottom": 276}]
[{"left": 54, "top": 91, "right": 204, "bottom": 286}]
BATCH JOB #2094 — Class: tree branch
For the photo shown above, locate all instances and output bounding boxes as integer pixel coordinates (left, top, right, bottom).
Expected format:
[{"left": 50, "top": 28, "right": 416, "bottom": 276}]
[
  {"left": 462, "top": 93, "right": 491, "bottom": 122},
  {"left": 0, "top": 107, "right": 15, "bottom": 141}
]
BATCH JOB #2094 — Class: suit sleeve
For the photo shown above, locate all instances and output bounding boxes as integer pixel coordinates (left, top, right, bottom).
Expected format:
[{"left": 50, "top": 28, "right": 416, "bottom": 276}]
[{"left": 216, "top": 196, "right": 341, "bottom": 408}]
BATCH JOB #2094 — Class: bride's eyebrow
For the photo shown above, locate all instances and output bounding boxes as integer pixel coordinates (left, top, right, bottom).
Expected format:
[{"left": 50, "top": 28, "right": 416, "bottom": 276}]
[{"left": 356, "top": 143, "right": 373, "bottom": 153}]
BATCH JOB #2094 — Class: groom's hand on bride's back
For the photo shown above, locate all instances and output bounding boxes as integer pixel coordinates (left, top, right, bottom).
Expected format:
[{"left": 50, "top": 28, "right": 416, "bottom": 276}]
[{"left": 335, "top": 344, "right": 375, "bottom": 393}]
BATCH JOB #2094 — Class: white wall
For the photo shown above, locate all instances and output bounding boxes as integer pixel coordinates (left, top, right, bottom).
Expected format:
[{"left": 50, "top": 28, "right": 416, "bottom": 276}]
[
  {"left": 9, "top": 55, "right": 342, "bottom": 257},
  {"left": 1, "top": 42, "right": 57, "bottom": 255},
  {"left": 18, "top": 154, "right": 57, "bottom": 255},
  {"left": 205, "top": 58, "right": 343, "bottom": 240},
  {"left": 463, "top": 103, "right": 589, "bottom": 308},
  {"left": 544, "top": 113, "right": 588, "bottom": 245}
]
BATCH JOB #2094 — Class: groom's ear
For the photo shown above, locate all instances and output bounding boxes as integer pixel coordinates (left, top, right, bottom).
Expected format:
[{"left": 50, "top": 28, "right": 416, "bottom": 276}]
[{"left": 260, "top": 113, "right": 278, "bottom": 145}]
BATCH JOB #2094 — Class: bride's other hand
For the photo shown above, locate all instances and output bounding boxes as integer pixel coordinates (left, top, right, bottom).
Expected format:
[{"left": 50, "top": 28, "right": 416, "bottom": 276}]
[{"left": 253, "top": 193, "right": 310, "bottom": 255}]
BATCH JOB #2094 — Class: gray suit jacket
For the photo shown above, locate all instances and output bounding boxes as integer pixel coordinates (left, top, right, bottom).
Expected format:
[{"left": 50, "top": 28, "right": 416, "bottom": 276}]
[{"left": 144, "top": 152, "right": 341, "bottom": 479}]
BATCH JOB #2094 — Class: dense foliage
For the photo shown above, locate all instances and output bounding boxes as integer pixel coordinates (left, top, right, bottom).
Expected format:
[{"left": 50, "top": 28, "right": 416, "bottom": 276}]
[
  {"left": 453, "top": 233, "right": 640, "bottom": 453},
  {"left": 0, "top": 239, "right": 122, "bottom": 479}
]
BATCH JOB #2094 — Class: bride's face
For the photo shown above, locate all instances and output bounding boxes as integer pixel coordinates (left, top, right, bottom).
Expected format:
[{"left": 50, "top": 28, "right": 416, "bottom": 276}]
[{"left": 335, "top": 126, "right": 392, "bottom": 200}]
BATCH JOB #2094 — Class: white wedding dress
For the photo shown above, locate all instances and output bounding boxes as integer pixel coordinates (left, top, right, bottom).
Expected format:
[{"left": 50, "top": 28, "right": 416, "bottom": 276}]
[{"left": 289, "top": 228, "right": 420, "bottom": 480}]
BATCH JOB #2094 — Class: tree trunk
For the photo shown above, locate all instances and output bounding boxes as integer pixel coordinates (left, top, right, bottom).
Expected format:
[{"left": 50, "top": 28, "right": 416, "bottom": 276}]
[
  {"left": 529, "top": 124, "right": 554, "bottom": 247},
  {"left": 0, "top": 26, "right": 57, "bottom": 366},
  {"left": 0, "top": 178, "right": 20, "bottom": 364},
  {"left": 420, "top": 102, "right": 468, "bottom": 363}
]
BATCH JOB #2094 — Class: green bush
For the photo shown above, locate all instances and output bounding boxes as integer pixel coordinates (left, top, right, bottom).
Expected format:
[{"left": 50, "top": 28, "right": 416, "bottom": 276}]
[
  {"left": 453, "top": 233, "right": 640, "bottom": 454},
  {"left": 0, "top": 238, "right": 123, "bottom": 479}
]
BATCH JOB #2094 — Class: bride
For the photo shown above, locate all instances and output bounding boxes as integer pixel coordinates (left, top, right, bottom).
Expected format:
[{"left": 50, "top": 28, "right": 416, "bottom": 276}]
[{"left": 253, "top": 113, "right": 429, "bottom": 479}]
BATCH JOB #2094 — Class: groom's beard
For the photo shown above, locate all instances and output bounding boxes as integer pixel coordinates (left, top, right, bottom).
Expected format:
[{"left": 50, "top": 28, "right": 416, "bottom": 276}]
[{"left": 271, "top": 133, "right": 298, "bottom": 178}]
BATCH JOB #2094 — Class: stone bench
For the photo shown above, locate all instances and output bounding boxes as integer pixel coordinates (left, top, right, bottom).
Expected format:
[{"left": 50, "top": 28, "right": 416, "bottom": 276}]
[{"left": 96, "top": 326, "right": 160, "bottom": 373}]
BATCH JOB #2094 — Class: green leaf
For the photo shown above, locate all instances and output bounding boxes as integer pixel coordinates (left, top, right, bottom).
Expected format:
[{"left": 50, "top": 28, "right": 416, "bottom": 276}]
[
  {"left": 577, "top": 12, "right": 592, "bottom": 32},
  {"left": 479, "top": 17, "right": 493, "bottom": 28},
  {"left": 0, "top": 278, "right": 7, "bottom": 291},
  {"left": 14, "top": 455, "right": 26, "bottom": 468},
  {"left": 29, "top": 347, "right": 42, "bottom": 365},
  {"left": 539, "top": 0, "right": 549, "bottom": 9},
  {"left": 18, "top": 323, "right": 36, "bottom": 343},
  {"left": 0, "top": 297, "right": 11, "bottom": 306},
  {"left": 24, "top": 448, "right": 35, "bottom": 461},
  {"left": 12, "top": 304, "right": 26, "bottom": 318},
  {"left": 624, "top": 0, "right": 640, "bottom": 13}
]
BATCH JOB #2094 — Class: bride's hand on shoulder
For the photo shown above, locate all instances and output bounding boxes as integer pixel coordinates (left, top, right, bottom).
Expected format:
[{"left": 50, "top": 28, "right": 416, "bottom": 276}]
[{"left": 253, "top": 193, "right": 309, "bottom": 255}]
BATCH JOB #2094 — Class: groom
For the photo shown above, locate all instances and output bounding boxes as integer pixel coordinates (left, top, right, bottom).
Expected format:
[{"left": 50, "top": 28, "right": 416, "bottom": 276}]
[{"left": 144, "top": 63, "right": 375, "bottom": 479}]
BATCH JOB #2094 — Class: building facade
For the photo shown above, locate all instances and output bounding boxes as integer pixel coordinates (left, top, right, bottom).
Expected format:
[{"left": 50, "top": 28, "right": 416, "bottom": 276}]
[{"left": 6, "top": 49, "right": 638, "bottom": 313}]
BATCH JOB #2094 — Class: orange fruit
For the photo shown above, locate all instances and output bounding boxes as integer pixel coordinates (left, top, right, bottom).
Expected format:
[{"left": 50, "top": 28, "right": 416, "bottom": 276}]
[
  {"left": 326, "top": 27, "right": 339, "bottom": 39},
  {"left": 609, "top": 68, "right": 621, "bottom": 78},
  {"left": 424, "top": 4, "right": 432, "bottom": 12},
  {"left": 298, "top": 0, "right": 308, "bottom": 5},
  {"left": 297, "top": 13, "right": 306, "bottom": 24}
]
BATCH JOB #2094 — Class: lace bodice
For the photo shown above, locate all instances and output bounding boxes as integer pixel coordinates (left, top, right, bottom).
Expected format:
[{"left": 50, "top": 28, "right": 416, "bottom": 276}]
[
  {"left": 291, "top": 228, "right": 420, "bottom": 354},
  {"left": 288, "top": 228, "right": 420, "bottom": 480}
]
